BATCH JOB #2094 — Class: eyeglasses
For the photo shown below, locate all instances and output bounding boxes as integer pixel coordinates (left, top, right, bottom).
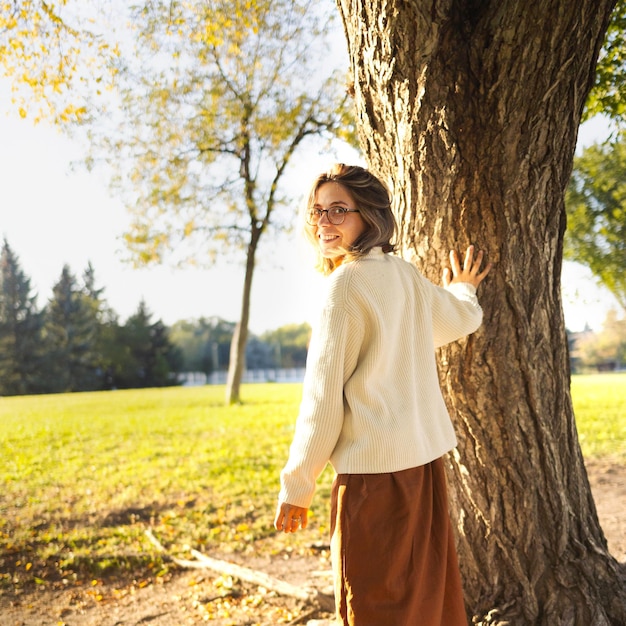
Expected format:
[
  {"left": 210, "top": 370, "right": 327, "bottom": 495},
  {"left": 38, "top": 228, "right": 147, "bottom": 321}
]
[{"left": 306, "top": 207, "right": 360, "bottom": 226}]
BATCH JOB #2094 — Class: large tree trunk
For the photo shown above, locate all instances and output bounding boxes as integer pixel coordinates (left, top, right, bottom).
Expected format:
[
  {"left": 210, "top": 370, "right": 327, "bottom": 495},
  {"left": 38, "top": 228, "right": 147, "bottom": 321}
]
[{"left": 337, "top": 0, "right": 626, "bottom": 623}]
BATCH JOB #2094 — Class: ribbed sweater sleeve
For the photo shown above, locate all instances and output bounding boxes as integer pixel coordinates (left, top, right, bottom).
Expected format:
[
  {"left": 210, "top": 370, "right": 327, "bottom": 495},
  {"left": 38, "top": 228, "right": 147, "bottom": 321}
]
[
  {"left": 278, "top": 280, "right": 362, "bottom": 508},
  {"left": 432, "top": 280, "right": 482, "bottom": 347},
  {"left": 278, "top": 249, "right": 484, "bottom": 509}
]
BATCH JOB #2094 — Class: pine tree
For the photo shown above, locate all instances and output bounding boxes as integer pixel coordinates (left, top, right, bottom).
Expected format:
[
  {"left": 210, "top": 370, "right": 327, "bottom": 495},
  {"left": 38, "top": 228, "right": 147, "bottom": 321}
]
[
  {"left": 81, "top": 261, "right": 110, "bottom": 388},
  {"left": 0, "top": 239, "right": 45, "bottom": 395},
  {"left": 43, "top": 265, "right": 101, "bottom": 392},
  {"left": 109, "top": 300, "right": 180, "bottom": 389}
]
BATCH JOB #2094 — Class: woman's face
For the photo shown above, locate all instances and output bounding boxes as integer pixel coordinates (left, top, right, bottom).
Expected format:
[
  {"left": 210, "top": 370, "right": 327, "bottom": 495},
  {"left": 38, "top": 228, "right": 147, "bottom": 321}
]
[{"left": 313, "top": 182, "right": 367, "bottom": 261}]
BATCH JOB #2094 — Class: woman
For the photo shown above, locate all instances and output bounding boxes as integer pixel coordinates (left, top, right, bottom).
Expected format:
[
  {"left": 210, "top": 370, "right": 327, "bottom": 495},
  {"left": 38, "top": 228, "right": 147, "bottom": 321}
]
[{"left": 274, "top": 163, "right": 491, "bottom": 625}]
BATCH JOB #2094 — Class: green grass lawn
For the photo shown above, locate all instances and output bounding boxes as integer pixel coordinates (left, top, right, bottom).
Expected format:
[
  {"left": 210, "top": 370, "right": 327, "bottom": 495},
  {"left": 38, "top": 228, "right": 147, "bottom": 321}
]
[
  {"left": 0, "top": 374, "right": 624, "bottom": 591},
  {"left": 0, "top": 384, "right": 335, "bottom": 590},
  {"left": 571, "top": 373, "right": 626, "bottom": 461}
]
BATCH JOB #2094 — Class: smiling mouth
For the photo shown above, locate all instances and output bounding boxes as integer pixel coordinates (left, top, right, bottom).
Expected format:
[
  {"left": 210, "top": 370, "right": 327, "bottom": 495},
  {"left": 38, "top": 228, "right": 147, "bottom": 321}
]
[{"left": 319, "top": 234, "right": 339, "bottom": 242}]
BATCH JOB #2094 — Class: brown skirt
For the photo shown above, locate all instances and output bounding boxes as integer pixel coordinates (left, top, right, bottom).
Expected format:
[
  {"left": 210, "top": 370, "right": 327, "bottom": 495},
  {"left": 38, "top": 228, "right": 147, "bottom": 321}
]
[{"left": 330, "top": 458, "right": 468, "bottom": 626}]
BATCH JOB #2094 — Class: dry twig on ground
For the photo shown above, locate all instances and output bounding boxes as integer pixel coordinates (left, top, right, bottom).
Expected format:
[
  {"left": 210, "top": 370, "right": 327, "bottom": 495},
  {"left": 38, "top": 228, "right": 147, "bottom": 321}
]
[{"left": 144, "top": 529, "right": 335, "bottom": 613}]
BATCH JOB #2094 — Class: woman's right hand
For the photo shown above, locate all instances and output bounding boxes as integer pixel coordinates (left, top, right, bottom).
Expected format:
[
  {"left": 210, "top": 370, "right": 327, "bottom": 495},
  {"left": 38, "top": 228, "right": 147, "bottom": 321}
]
[{"left": 274, "top": 501, "right": 308, "bottom": 533}]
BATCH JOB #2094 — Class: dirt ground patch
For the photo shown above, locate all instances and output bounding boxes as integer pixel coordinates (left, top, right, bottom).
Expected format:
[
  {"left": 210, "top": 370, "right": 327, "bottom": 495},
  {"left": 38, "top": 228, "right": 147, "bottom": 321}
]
[{"left": 2, "top": 460, "right": 624, "bottom": 626}]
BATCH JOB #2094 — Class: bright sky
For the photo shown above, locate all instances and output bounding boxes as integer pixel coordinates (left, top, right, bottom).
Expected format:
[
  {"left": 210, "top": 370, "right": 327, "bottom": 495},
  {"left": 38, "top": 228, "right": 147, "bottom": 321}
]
[{"left": 0, "top": 103, "right": 621, "bottom": 334}]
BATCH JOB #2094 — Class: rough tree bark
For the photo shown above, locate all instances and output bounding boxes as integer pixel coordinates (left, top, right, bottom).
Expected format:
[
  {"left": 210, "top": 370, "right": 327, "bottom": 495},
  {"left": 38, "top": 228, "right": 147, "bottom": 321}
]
[{"left": 337, "top": 0, "right": 626, "bottom": 624}]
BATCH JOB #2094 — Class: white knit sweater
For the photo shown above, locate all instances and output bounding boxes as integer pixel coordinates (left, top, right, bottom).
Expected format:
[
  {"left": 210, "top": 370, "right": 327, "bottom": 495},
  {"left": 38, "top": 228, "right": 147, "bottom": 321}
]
[{"left": 279, "top": 247, "right": 483, "bottom": 508}]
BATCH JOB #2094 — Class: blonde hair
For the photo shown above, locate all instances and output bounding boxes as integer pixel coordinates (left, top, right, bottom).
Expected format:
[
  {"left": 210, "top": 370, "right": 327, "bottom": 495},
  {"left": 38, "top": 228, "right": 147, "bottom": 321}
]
[{"left": 303, "top": 164, "right": 397, "bottom": 274}]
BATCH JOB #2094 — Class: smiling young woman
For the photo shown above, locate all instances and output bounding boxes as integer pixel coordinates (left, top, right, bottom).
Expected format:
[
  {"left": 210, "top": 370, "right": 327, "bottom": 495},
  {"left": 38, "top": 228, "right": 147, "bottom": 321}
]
[
  {"left": 308, "top": 182, "right": 366, "bottom": 261},
  {"left": 274, "top": 163, "right": 491, "bottom": 625},
  {"left": 301, "top": 164, "right": 397, "bottom": 275}
]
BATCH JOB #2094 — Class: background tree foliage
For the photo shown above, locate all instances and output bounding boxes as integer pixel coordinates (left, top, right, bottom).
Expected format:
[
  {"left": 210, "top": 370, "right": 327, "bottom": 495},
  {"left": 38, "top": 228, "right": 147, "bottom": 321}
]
[
  {"left": 260, "top": 322, "right": 310, "bottom": 369},
  {"left": 169, "top": 317, "right": 235, "bottom": 376},
  {"left": 0, "top": 239, "right": 45, "bottom": 394},
  {"left": 576, "top": 310, "right": 626, "bottom": 370},
  {"left": 107, "top": 300, "right": 182, "bottom": 389},
  {"left": 565, "top": 130, "right": 626, "bottom": 311},
  {"left": 584, "top": 0, "right": 626, "bottom": 121},
  {"left": 0, "top": 0, "right": 116, "bottom": 123},
  {"left": 43, "top": 264, "right": 102, "bottom": 393}
]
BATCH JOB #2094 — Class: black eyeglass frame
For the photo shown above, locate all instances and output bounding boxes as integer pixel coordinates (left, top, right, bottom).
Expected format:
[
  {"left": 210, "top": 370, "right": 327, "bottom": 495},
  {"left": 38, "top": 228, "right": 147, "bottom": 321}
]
[{"left": 306, "top": 207, "right": 360, "bottom": 226}]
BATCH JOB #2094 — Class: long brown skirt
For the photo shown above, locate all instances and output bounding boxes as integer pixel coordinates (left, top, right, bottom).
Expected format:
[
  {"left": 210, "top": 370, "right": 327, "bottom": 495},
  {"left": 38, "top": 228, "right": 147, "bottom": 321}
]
[{"left": 330, "top": 458, "right": 468, "bottom": 626}]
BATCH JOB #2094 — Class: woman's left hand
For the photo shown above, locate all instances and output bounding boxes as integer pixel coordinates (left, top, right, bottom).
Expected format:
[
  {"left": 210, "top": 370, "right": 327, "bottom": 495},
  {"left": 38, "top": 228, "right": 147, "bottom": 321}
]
[
  {"left": 443, "top": 244, "right": 492, "bottom": 289},
  {"left": 274, "top": 501, "right": 308, "bottom": 533}
]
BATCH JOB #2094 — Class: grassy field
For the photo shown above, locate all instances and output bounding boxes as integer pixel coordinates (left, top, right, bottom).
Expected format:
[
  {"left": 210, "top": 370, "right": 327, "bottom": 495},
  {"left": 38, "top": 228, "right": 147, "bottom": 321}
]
[
  {"left": 0, "top": 384, "right": 336, "bottom": 591},
  {"left": 570, "top": 373, "right": 626, "bottom": 460},
  {"left": 0, "top": 374, "right": 624, "bottom": 592}
]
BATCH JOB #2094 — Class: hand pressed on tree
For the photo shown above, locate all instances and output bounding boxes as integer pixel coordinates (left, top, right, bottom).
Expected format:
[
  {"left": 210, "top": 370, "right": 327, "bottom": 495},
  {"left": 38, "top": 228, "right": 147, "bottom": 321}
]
[{"left": 443, "top": 245, "right": 492, "bottom": 289}]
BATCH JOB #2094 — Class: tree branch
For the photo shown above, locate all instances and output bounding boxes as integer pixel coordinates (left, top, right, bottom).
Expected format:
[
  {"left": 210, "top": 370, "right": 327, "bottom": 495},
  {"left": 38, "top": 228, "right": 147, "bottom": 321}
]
[{"left": 144, "top": 529, "right": 334, "bottom": 613}]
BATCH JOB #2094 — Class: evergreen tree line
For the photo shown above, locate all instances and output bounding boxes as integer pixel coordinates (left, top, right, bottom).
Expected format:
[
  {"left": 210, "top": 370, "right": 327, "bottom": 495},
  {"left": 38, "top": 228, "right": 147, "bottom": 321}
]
[
  {"left": 0, "top": 239, "right": 310, "bottom": 397},
  {"left": 3, "top": 235, "right": 623, "bottom": 398}
]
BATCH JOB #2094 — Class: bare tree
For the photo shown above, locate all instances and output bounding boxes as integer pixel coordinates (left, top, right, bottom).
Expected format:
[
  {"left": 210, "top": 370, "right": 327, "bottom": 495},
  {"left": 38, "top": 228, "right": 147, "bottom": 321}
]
[{"left": 81, "top": 0, "right": 354, "bottom": 404}]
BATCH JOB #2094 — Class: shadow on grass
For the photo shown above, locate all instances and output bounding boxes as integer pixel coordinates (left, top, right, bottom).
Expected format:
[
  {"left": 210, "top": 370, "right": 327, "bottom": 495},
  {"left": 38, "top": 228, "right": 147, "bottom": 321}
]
[
  {"left": 100, "top": 503, "right": 173, "bottom": 527},
  {"left": 0, "top": 501, "right": 180, "bottom": 597}
]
